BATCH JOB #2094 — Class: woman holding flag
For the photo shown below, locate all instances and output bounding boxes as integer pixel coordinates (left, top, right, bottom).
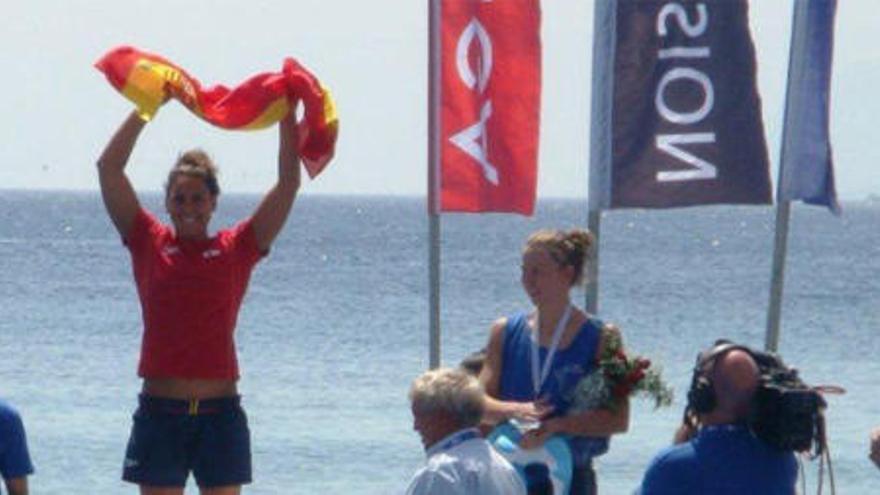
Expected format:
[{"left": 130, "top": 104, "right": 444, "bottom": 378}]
[
  {"left": 479, "top": 229, "right": 630, "bottom": 495},
  {"left": 97, "top": 102, "right": 302, "bottom": 494}
]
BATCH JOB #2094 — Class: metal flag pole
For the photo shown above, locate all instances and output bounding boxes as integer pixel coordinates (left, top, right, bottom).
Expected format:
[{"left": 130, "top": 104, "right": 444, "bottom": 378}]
[
  {"left": 764, "top": 0, "right": 805, "bottom": 353},
  {"left": 585, "top": 210, "right": 601, "bottom": 315},
  {"left": 427, "top": 0, "right": 441, "bottom": 369},
  {"left": 429, "top": 215, "right": 441, "bottom": 369},
  {"left": 586, "top": 0, "right": 615, "bottom": 315},
  {"left": 765, "top": 201, "right": 791, "bottom": 352}
]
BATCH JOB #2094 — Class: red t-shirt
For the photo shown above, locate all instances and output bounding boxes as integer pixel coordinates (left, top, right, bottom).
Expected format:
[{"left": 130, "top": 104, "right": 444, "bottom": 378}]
[{"left": 125, "top": 208, "right": 264, "bottom": 379}]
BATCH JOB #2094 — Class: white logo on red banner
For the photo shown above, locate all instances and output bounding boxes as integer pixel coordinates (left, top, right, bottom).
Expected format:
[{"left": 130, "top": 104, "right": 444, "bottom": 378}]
[{"left": 437, "top": 0, "right": 541, "bottom": 215}]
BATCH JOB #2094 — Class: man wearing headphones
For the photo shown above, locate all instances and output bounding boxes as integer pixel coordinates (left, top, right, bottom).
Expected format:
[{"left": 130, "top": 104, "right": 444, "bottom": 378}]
[{"left": 639, "top": 344, "right": 798, "bottom": 494}]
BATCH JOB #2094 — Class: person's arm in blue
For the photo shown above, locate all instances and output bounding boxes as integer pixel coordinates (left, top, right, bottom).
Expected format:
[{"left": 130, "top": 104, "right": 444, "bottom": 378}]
[
  {"left": 0, "top": 404, "right": 34, "bottom": 495},
  {"left": 479, "top": 318, "right": 554, "bottom": 425}
]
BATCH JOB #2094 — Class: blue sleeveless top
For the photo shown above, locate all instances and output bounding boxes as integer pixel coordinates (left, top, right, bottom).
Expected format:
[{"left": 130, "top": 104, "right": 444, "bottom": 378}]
[{"left": 498, "top": 313, "right": 610, "bottom": 465}]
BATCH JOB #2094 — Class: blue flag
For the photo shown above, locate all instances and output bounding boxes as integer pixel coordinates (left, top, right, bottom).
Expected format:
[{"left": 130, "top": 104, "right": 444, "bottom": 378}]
[{"left": 778, "top": 0, "right": 840, "bottom": 214}]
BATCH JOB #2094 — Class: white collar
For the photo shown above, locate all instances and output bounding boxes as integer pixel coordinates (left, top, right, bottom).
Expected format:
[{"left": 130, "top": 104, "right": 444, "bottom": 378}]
[{"left": 425, "top": 428, "right": 480, "bottom": 457}]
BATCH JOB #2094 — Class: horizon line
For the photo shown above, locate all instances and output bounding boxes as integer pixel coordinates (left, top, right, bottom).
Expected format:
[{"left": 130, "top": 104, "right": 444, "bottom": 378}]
[{"left": 1, "top": 186, "right": 877, "bottom": 204}]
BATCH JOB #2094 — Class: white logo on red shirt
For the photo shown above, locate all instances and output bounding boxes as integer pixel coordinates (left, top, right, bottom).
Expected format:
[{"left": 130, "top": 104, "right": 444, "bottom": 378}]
[{"left": 202, "top": 248, "right": 221, "bottom": 259}]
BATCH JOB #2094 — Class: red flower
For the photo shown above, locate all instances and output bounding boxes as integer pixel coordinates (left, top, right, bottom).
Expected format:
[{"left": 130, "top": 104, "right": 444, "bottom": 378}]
[{"left": 633, "top": 369, "right": 645, "bottom": 383}]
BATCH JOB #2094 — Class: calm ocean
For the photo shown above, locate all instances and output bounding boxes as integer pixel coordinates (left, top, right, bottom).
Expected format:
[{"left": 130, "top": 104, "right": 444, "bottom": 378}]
[{"left": 0, "top": 190, "right": 877, "bottom": 494}]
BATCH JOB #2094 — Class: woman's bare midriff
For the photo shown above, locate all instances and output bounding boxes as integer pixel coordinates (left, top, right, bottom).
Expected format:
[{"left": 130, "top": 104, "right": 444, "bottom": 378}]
[{"left": 142, "top": 378, "right": 238, "bottom": 400}]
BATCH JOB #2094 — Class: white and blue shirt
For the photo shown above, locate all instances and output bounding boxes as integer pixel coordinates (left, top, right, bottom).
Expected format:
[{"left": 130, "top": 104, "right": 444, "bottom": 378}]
[{"left": 405, "top": 428, "right": 526, "bottom": 495}]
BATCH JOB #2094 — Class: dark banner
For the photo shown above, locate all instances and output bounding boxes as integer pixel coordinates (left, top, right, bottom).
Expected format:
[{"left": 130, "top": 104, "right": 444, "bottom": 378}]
[{"left": 609, "top": 0, "right": 771, "bottom": 208}]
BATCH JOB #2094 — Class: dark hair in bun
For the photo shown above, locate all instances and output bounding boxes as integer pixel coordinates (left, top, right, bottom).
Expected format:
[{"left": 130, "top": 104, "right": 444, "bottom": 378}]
[{"left": 165, "top": 149, "right": 220, "bottom": 197}]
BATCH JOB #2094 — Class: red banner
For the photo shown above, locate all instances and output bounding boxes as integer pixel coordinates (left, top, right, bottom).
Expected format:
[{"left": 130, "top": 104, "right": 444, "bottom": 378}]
[{"left": 436, "top": 0, "right": 541, "bottom": 215}]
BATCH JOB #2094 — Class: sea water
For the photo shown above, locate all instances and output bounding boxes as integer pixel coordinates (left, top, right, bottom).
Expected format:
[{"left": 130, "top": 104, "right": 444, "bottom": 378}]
[{"left": 0, "top": 191, "right": 877, "bottom": 494}]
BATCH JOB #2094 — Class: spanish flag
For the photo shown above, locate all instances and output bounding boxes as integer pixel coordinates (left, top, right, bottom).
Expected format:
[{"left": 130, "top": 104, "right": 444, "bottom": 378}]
[{"left": 95, "top": 45, "right": 338, "bottom": 178}]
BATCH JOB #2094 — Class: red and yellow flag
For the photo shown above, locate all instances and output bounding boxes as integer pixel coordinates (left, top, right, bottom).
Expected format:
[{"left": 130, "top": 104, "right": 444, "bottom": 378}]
[{"left": 95, "top": 45, "right": 338, "bottom": 178}]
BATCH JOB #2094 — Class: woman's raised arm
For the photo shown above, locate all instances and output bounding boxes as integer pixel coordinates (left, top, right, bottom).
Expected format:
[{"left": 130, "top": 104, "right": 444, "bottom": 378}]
[
  {"left": 97, "top": 111, "right": 145, "bottom": 238},
  {"left": 250, "top": 110, "right": 301, "bottom": 252}
]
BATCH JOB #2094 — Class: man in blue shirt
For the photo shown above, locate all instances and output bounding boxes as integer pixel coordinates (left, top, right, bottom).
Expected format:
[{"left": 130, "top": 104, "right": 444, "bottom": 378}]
[
  {"left": 640, "top": 346, "right": 797, "bottom": 495},
  {"left": 0, "top": 399, "right": 34, "bottom": 495}
]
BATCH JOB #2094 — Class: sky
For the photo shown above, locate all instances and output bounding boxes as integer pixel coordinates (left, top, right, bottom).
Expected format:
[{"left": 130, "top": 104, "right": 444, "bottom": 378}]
[{"left": 1, "top": 0, "right": 877, "bottom": 200}]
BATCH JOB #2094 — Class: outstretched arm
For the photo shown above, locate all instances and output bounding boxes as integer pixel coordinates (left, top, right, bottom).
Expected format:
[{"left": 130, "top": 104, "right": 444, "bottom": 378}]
[
  {"left": 537, "top": 399, "right": 629, "bottom": 437},
  {"left": 250, "top": 110, "right": 301, "bottom": 252},
  {"left": 97, "top": 111, "right": 145, "bottom": 238},
  {"left": 479, "top": 319, "right": 554, "bottom": 426}
]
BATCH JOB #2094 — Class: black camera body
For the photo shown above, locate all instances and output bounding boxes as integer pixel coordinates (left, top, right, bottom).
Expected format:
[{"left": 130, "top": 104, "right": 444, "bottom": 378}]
[
  {"left": 686, "top": 340, "right": 826, "bottom": 453},
  {"left": 748, "top": 353, "right": 827, "bottom": 453}
]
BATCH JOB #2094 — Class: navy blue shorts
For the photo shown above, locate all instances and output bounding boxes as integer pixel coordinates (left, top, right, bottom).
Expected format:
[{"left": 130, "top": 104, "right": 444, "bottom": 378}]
[{"left": 122, "top": 394, "right": 252, "bottom": 488}]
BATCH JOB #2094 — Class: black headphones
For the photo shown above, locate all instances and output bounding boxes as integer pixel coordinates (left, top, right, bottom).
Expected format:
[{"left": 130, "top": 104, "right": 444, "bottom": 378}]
[{"left": 686, "top": 340, "right": 756, "bottom": 415}]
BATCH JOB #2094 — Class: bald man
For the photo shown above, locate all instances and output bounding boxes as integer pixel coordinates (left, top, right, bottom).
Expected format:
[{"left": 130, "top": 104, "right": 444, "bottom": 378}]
[{"left": 640, "top": 346, "right": 798, "bottom": 495}]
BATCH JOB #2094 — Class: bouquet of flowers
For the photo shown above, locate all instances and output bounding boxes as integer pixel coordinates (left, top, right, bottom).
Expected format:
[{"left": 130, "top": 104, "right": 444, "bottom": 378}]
[{"left": 568, "top": 325, "right": 673, "bottom": 414}]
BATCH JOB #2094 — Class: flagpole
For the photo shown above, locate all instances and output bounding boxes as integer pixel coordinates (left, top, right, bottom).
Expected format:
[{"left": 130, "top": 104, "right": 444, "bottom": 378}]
[
  {"left": 429, "top": 216, "right": 441, "bottom": 369},
  {"left": 765, "top": 200, "right": 791, "bottom": 352},
  {"left": 764, "top": 0, "right": 806, "bottom": 353},
  {"left": 428, "top": 0, "right": 441, "bottom": 369},
  {"left": 586, "top": 0, "right": 615, "bottom": 315},
  {"left": 585, "top": 209, "right": 601, "bottom": 315}
]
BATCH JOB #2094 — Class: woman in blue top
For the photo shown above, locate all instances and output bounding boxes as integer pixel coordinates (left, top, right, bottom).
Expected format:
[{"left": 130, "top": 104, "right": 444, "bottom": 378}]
[{"left": 479, "top": 229, "right": 630, "bottom": 495}]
